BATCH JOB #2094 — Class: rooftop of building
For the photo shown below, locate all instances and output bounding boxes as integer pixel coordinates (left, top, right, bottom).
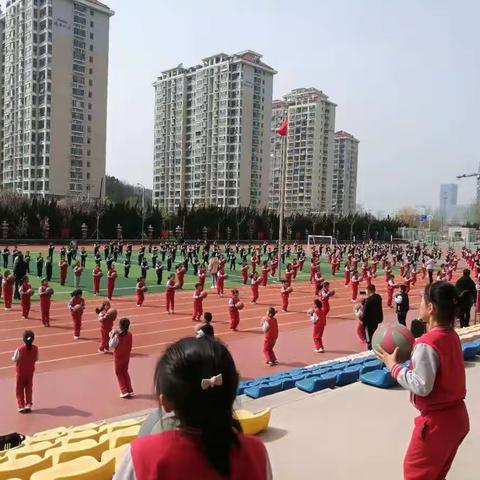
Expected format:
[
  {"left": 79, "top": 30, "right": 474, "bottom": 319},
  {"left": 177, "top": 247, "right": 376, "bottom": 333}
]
[
  {"left": 335, "top": 130, "right": 360, "bottom": 142},
  {"left": 282, "top": 88, "right": 337, "bottom": 107}
]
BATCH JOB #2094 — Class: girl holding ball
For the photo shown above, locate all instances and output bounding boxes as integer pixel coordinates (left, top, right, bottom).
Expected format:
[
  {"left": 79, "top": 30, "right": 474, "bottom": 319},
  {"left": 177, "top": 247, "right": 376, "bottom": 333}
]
[{"left": 261, "top": 307, "right": 279, "bottom": 366}]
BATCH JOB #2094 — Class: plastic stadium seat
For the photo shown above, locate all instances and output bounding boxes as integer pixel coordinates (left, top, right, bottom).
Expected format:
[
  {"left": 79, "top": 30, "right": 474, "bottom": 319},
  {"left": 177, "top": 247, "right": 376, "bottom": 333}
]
[
  {"left": 62, "top": 429, "right": 101, "bottom": 445},
  {"left": 360, "top": 359, "right": 384, "bottom": 374},
  {"left": 30, "top": 455, "right": 115, "bottom": 480},
  {"left": 233, "top": 409, "right": 271, "bottom": 435},
  {"left": 0, "top": 454, "right": 52, "bottom": 480},
  {"left": 70, "top": 423, "right": 103, "bottom": 433},
  {"left": 244, "top": 380, "right": 283, "bottom": 399},
  {"left": 462, "top": 343, "right": 479, "bottom": 361},
  {"left": 25, "top": 430, "right": 67, "bottom": 445},
  {"left": 360, "top": 368, "right": 397, "bottom": 389},
  {"left": 98, "top": 417, "right": 145, "bottom": 435},
  {"left": 46, "top": 438, "right": 109, "bottom": 465},
  {"left": 0, "top": 457, "right": 7, "bottom": 464},
  {"left": 279, "top": 377, "right": 297, "bottom": 390},
  {"left": 5, "top": 441, "right": 59, "bottom": 461},
  {"left": 32, "top": 428, "right": 67, "bottom": 439},
  {"left": 295, "top": 372, "right": 337, "bottom": 394},
  {"left": 101, "top": 444, "right": 128, "bottom": 471},
  {"left": 336, "top": 366, "right": 361, "bottom": 386},
  {"left": 101, "top": 425, "right": 141, "bottom": 449}
]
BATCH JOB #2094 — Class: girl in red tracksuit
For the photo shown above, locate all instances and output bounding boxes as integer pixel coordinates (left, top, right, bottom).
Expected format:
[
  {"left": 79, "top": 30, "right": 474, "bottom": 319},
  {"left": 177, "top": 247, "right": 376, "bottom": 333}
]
[
  {"left": 309, "top": 261, "right": 318, "bottom": 283},
  {"left": 284, "top": 264, "right": 293, "bottom": 287},
  {"left": 109, "top": 318, "right": 133, "bottom": 398},
  {"left": 351, "top": 271, "right": 361, "bottom": 301},
  {"left": 344, "top": 264, "right": 351, "bottom": 286},
  {"left": 118, "top": 338, "right": 271, "bottom": 480},
  {"left": 271, "top": 257, "right": 279, "bottom": 277},
  {"left": 68, "top": 289, "right": 85, "bottom": 340},
  {"left": 3, "top": 270, "right": 14, "bottom": 310},
  {"left": 309, "top": 298, "right": 326, "bottom": 353},
  {"left": 97, "top": 300, "right": 117, "bottom": 353},
  {"left": 107, "top": 266, "right": 117, "bottom": 300},
  {"left": 261, "top": 307, "right": 279, "bottom": 366},
  {"left": 240, "top": 261, "right": 249, "bottom": 284},
  {"left": 176, "top": 264, "right": 186, "bottom": 289},
  {"left": 12, "top": 330, "right": 38, "bottom": 413},
  {"left": 198, "top": 265, "right": 206, "bottom": 289},
  {"left": 192, "top": 283, "right": 206, "bottom": 322},
  {"left": 314, "top": 271, "right": 324, "bottom": 297},
  {"left": 261, "top": 262, "right": 270, "bottom": 287},
  {"left": 38, "top": 278, "right": 52, "bottom": 327},
  {"left": 59, "top": 257, "right": 68, "bottom": 285},
  {"left": 320, "top": 282, "right": 334, "bottom": 317},
  {"left": 280, "top": 280, "right": 292, "bottom": 312},
  {"left": 92, "top": 265, "right": 103, "bottom": 296},
  {"left": 377, "top": 281, "right": 470, "bottom": 480},
  {"left": 19, "top": 276, "right": 33, "bottom": 319},
  {"left": 386, "top": 274, "right": 397, "bottom": 308},
  {"left": 291, "top": 259, "right": 299, "bottom": 279},
  {"left": 136, "top": 277, "right": 146, "bottom": 306},
  {"left": 228, "top": 289, "right": 242, "bottom": 331},
  {"left": 217, "top": 268, "right": 226, "bottom": 297},
  {"left": 165, "top": 274, "right": 176, "bottom": 314},
  {"left": 250, "top": 273, "right": 261, "bottom": 304}
]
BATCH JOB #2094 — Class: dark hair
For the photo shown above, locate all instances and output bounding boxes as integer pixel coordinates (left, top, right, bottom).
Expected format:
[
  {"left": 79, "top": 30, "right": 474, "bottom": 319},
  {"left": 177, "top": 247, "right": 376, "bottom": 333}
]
[
  {"left": 71, "top": 289, "right": 83, "bottom": 297},
  {"left": 314, "top": 298, "right": 322, "bottom": 309},
  {"left": 154, "top": 338, "right": 240, "bottom": 476},
  {"left": 463, "top": 269, "right": 471, "bottom": 277},
  {"left": 137, "top": 277, "right": 143, "bottom": 282},
  {"left": 423, "top": 281, "right": 465, "bottom": 326},
  {"left": 367, "top": 284, "right": 376, "bottom": 293},
  {"left": 267, "top": 307, "right": 276, "bottom": 317},
  {"left": 119, "top": 318, "right": 130, "bottom": 333},
  {"left": 23, "top": 330, "right": 35, "bottom": 350},
  {"left": 195, "top": 282, "right": 201, "bottom": 289},
  {"left": 400, "top": 284, "right": 407, "bottom": 292},
  {"left": 203, "top": 312, "right": 212, "bottom": 323}
]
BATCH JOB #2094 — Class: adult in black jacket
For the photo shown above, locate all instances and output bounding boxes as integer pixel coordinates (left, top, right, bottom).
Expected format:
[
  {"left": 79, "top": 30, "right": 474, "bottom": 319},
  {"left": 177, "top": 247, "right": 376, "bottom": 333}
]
[
  {"left": 362, "top": 284, "right": 384, "bottom": 350},
  {"left": 455, "top": 269, "right": 476, "bottom": 328},
  {"left": 395, "top": 284, "right": 410, "bottom": 326},
  {"left": 13, "top": 253, "right": 27, "bottom": 300}
]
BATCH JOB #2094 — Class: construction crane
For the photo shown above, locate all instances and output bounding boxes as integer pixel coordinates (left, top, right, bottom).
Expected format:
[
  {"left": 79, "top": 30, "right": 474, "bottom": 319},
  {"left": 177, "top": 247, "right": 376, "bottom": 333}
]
[{"left": 457, "top": 166, "right": 480, "bottom": 201}]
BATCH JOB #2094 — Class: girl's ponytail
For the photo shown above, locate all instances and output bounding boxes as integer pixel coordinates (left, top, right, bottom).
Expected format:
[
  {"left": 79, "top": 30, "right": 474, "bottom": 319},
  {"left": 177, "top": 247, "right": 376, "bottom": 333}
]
[{"left": 23, "top": 330, "right": 35, "bottom": 350}]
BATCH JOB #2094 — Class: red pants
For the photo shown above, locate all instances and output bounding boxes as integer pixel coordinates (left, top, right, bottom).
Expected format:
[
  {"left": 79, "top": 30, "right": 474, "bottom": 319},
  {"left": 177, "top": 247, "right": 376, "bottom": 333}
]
[
  {"left": 313, "top": 323, "right": 325, "bottom": 350},
  {"left": 177, "top": 276, "right": 184, "bottom": 288},
  {"left": 4, "top": 287, "right": 12, "bottom": 308},
  {"left": 404, "top": 403, "right": 469, "bottom": 480},
  {"left": 261, "top": 274, "right": 268, "bottom": 287},
  {"left": 166, "top": 292, "right": 175, "bottom": 312},
  {"left": 251, "top": 287, "right": 259, "bottom": 303},
  {"left": 115, "top": 360, "right": 132, "bottom": 395},
  {"left": 16, "top": 373, "right": 33, "bottom": 408},
  {"left": 263, "top": 337, "right": 277, "bottom": 363},
  {"left": 344, "top": 273, "right": 350, "bottom": 286},
  {"left": 60, "top": 270, "right": 67, "bottom": 285},
  {"left": 199, "top": 277, "right": 205, "bottom": 289},
  {"left": 136, "top": 292, "right": 144, "bottom": 306},
  {"left": 217, "top": 280, "right": 224, "bottom": 296},
  {"left": 315, "top": 284, "right": 322, "bottom": 296},
  {"left": 93, "top": 278, "right": 100, "bottom": 295},
  {"left": 229, "top": 310, "right": 240, "bottom": 330},
  {"left": 100, "top": 320, "right": 113, "bottom": 351},
  {"left": 281, "top": 294, "right": 289, "bottom": 311},
  {"left": 107, "top": 280, "right": 115, "bottom": 300},
  {"left": 21, "top": 298, "right": 31, "bottom": 318},
  {"left": 241, "top": 273, "right": 248, "bottom": 284},
  {"left": 71, "top": 312, "right": 82, "bottom": 337},
  {"left": 387, "top": 290, "right": 393, "bottom": 307},
  {"left": 192, "top": 301, "right": 203, "bottom": 321},
  {"left": 40, "top": 299, "right": 50, "bottom": 326},
  {"left": 352, "top": 285, "right": 359, "bottom": 301}
]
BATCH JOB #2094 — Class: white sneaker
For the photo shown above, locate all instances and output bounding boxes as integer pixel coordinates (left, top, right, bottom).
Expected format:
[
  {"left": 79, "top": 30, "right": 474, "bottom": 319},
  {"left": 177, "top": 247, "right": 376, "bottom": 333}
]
[
  {"left": 120, "top": 393, "right": 130, "bottom": 398},
  {"left": 314, "top": 348, "right": 325, "bottom": 353},
  {"left": 18, "top": 407, "right": 25, "bottom": 413},
  {"left": 74, "top": 336, "right": 80, "bottom": 340}
]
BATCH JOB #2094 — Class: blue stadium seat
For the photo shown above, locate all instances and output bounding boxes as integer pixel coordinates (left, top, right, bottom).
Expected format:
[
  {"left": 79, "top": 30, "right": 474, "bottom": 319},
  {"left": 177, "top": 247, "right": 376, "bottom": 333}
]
[
  {"left": 244, "top": 381, "right": 283, "bottom": 399},
  {"left": 462, "top": 343, "right": 479, "bottom": 361},
  {"left": 336, "top": 366, "right": 361, "bottom": 386},
  {"left": 360, "top": 359, "right": 384, "bottom": 374},
  {"left": 295, "top": 372, "right": 337, "bottom": 394},
  {"left": 360, "top": 368, "right": 397, "bottom": 389}
]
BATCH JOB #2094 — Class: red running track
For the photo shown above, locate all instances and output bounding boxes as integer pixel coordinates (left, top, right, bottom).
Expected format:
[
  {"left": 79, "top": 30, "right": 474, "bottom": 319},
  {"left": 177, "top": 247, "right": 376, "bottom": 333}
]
[{"left": 0, "top": 273, "right": 440, "bottom": 435}]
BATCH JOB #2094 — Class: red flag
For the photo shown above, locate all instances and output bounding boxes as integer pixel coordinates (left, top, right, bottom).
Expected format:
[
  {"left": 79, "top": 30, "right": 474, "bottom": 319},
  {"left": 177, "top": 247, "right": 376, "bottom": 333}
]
[{"left": 276, "top": 117, "right": 288, "bottom": 136}]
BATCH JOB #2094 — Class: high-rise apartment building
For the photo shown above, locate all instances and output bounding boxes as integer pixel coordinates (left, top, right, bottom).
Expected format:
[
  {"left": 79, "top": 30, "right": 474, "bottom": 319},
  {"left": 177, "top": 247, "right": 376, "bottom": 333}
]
[
  {"left": 0, "top": 0, "right": 113, "bottom": 198},
  {"left": 269, "top": 88, "right": 336, "bottom": 215},
  {"left": 333, "top": 130, "right": 359, "bottom": 215},
  {"left": 153, "top": 50, "right": 276, "bottom": 213},
  {"left": 439, "top": 184, "right": 458, "bottom": 219}
]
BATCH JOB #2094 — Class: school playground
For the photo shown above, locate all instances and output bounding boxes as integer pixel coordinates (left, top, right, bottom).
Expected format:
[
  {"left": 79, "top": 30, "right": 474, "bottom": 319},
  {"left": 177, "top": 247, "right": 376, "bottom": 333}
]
[{"left": 0, "top": 257, "right": 479, "bottom": 479}]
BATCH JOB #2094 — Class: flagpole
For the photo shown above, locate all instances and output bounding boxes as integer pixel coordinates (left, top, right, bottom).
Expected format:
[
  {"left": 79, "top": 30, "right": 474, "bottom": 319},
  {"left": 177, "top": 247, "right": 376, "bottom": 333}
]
[{"left": 278, "top": 134, "right": 287, "bottom": 281}]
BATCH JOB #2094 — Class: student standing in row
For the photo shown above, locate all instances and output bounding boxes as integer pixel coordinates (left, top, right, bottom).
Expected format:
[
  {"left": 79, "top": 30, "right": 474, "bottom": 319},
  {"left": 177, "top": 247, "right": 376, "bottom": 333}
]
[
  {"left": 395, "top": 284, "right": 410, "bottom": 326},
  {"left": 261, "top": 307, "right": 279, "bottom": 366},
  {"left": 68, "top": 289, "right": 85, "bottom": 340},
  {"left": 19, "top": 276, "right": 33, "bottom": 319},
  {"left": 3, "top": 270, "right": 14, "bottom": 310},
  {"left": 109, "top": 318, "right": 133, "bottom": 398},
  {"left": 38, "top": 278, "right": 53, "bottom": 327},
  {"left": 136, "top": 277, "right": 147, "bottom": 307},
  {"left": 92, "top": 264, "right": 103, "bottom": 296},
  {"left": 309, "top": 299, "right": 326, "bottom": 353},
  {"left": 107, "top": 265, "right": 118, "bottom": 300},
  {"left": 165, "top": 274, "right": 176, "bottom": 314}
]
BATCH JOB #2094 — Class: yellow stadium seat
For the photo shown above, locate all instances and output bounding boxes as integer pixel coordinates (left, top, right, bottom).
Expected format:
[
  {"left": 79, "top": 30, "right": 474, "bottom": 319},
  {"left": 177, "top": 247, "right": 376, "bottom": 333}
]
[
  {"left": 5, "top": 441, "right": 60, "bottom": 461},
  {"left": 98, "top": 416, "right": 145, "bottom": 435},
  {"left": 100, "top": 444, "right": 127, "bottom": 471},
  {"left": 0, "top": 456, "right": 7, "bottom": 464},
  {"left": 46, "top": 438, "right": 109, "bottom": 465},
  {"left": 69, "top": 422, "right": 105, "bottom": 433},
  {"left": 30, "top": 455, "right": 115, "bottom": 480},
  {"left": 25, "top": 430, "right": 68, "bottom": 445},
  {"left": 234, "top": 408, "right": 271, "bottom": 436},
  {"left": 33, "top": 427, "right": 67, "bottom": 438},
  {"left": 62, "top": 429, "right": 101, "bottom": 445},
  {"left": 0, "top": 454, "right": 52, "bottom": 480},
  {"left": 104, "top": 425, "right": 140, "bottom": 449}
]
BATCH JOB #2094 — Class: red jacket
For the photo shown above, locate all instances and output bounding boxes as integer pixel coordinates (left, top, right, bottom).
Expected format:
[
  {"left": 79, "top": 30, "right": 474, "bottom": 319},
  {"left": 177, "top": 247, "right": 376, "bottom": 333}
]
[
  {"left": 114, "top": 331, "right": 132, "bottom": 363},
  {"left": 16, "top": 345, "right": 38, "bottom": 376},
  {"left": 264, "top": 316, "right": 278, "bottom": 341}
]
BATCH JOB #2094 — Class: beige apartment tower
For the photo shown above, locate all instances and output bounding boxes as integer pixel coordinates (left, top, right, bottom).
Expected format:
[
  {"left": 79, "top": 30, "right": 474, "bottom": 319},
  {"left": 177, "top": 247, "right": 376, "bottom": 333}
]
[
  {"left": 269, "top": 88, "right": 336, "bottom": 215},
  {"left": 153, "top": 50, "right": 276, "bottom": 213},
  {"left": 0, "top": 0, "right": 113, "bottom": 198}
]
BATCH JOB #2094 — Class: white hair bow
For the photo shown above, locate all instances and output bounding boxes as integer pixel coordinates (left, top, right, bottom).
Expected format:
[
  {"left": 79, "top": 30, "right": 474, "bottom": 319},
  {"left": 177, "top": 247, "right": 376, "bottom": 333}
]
[{"left": 201, "top": 374, "right": 223, "bottom": 390}]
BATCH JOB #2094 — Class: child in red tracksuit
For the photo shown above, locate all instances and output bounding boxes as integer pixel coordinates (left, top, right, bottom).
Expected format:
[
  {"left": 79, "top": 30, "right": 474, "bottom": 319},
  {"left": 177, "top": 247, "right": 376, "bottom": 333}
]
[
  {"left": 261, "top": 307, "right": 279, "bottom": 366},
  {"left": 240, "top": 261, "right": 249, "bottom": 284},
  {"left": 68, "top": 289, "right": 85, "bottom": 340},
  {"left": 192, "top": 283, "right": 206, "bottom": 322},
  {"left": 198, "top": 265, "right": 206, "bottom": 289},
  {"left": 250, "top": 273, "right": 261, "bottom": 304},
  {"left": 320, "top": 282, "right": 334, "bottom": 317},
  {"left": 284, "top": 265, "right": 293, "bottom": 287},
  {"left": 217, "top": 268, "right": 226, "bottom": 297},
  {"left": 176, "top": 264, "right": 186, "bottom": 289},
  {"left": 280, "top": 280, "right": 292, "bottom": 312},
  {"left": 377, "top": 281, "right": 470, "bottom": 480},
  {"left": 38, "top": 278, "right": 52, "bottom": 327},
  {"left": 136, "top": 277, "right": 146, "bottom": 306},
  {"left": 96, "top": 300, "right": 117, "bottom": 353},
  {"left": 12, "top": 330, "right": 38, "bottom": 413},
  {"left": 59, "top": 257, "right": 68, "bottom": 285},
  {"left": 2, "top": 270, "right": 14, "bottom": 310},
  {"left": 165, "top": 274, "right": 176, "bottom": 314},
  {"left": 107, "top": 266, "right": 117, "bottom": 300},
  {"left": 120, "top": 338, "right": 271, "bottom": 479},
  {"left": 309, "top": 298, "right": 326, "bottom": 353},
  {"left": 109, "top": 318, "right": 133, "bottom": 398},
  {"left": 228, "top": 289, "right": 243, "bottom": 331},
  {"left": 92, "top": 265, "right": 103, "bottom": 296},
  {"left": 260, "top": 262, "right": 270, "bottom": 287},
  {"left": 351, "top": 271, "right": 360, "bottom": 302},
  {"left": 19, "top": 276, "right": 33, "bottom": 319}
]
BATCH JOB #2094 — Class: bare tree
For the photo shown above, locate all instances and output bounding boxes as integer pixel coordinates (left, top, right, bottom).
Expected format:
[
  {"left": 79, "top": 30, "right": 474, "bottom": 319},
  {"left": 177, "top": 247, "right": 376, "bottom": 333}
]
[{"left": 235, "top": 206, "right": 250, "bottom": 241}]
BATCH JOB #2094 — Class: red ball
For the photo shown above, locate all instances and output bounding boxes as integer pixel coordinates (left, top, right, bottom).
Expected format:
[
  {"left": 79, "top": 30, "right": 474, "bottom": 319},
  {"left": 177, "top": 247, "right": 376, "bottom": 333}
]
[{"left": 372, "top": 323, "right": 415, "bottom": 363}]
